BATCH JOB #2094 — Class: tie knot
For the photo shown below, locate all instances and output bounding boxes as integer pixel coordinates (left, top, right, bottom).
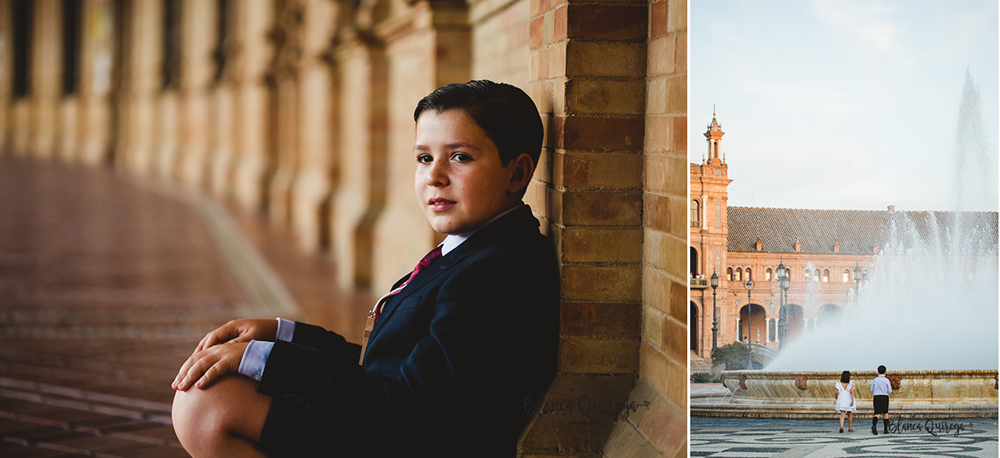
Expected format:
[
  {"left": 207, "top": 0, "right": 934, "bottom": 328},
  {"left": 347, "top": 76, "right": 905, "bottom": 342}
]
[{"left": 417, "top": 246, "right": 443, "bottom": 273}]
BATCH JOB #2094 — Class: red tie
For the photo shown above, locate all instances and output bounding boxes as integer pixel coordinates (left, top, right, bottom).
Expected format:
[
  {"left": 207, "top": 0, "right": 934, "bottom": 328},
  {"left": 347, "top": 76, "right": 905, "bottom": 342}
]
[{"left": 372, "top": 245, "right": 443, "bottom": 323}]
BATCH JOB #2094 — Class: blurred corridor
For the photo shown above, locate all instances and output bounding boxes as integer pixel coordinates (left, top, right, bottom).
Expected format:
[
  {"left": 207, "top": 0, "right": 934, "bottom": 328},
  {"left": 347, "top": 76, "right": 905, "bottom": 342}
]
[{"left": 0, "top": 155, "right": 372, "bottom": 456}]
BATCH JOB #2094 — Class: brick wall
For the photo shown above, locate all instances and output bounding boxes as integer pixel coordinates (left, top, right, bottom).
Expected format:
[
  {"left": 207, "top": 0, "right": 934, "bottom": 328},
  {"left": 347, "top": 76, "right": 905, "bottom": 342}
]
[{"left": 602, "top": 0, "right": 687, "bottom": 456}]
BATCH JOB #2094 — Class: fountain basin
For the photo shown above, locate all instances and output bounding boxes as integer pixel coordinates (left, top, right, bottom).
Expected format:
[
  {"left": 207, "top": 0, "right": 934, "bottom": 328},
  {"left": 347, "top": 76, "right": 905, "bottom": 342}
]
[{"left": 690, "top": 370, "right": 998, "bottom": 419}]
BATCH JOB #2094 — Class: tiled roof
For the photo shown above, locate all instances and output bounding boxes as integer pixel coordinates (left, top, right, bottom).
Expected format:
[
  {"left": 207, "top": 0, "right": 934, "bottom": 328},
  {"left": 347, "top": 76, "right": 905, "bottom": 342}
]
[{"left": 727, "top": 207, "right": 999, "bottom": 255}]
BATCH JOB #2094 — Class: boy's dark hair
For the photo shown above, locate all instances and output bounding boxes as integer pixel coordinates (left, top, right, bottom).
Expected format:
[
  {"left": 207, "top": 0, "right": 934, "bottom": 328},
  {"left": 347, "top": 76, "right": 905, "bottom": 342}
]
[
  {"left": 414, "top": 80, "right": 544, "bottom": 167},
  {"left": 878, "top": 365, "right": 886, "bottom": 374},
  {"left": 840, "top": 371, "right": 851, "bottom": 383}
]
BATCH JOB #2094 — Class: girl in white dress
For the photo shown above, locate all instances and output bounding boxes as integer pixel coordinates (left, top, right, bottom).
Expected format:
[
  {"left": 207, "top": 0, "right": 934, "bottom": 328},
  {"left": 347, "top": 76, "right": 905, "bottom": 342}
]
[{"left": 835, "top": 370, "right": 856, "bottom": 433}]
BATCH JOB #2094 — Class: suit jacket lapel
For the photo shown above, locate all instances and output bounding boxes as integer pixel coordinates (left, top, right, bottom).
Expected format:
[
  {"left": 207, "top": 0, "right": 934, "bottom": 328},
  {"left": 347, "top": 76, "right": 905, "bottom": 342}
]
[
  {"left": 369, "top": 254, "right": 458, "bottom": 338},
  {"left": 368, "top": 206, "right": 538, "bottom": 340}
]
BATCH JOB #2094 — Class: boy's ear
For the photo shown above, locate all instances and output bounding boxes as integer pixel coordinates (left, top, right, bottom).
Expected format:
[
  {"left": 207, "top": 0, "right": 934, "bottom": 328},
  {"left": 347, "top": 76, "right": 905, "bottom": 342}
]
[{"left": 506, "top": 153, "right": 535, "bottom": 194}]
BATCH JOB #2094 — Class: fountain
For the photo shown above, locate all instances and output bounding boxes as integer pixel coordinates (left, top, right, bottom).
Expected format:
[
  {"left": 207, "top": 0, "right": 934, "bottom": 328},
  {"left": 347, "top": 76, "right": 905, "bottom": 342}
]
[{"left": 694, "top": 72, "right": 999, "bottom": 419}]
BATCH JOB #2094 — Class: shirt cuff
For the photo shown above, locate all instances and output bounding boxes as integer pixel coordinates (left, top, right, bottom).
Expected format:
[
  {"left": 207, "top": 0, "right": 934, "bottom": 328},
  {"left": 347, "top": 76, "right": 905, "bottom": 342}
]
[
  {"left": 238, "top": 340, "right": 273, "bottom": 382},
  {"left": 276, "top": 317, "right": 295, "bottom": 342}
]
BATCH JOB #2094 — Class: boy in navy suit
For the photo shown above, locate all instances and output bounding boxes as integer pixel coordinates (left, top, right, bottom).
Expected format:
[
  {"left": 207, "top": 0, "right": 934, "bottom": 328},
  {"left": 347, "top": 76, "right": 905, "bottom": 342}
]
[{"left": 171, "top": 80, "right": 559, "bottom": 458}]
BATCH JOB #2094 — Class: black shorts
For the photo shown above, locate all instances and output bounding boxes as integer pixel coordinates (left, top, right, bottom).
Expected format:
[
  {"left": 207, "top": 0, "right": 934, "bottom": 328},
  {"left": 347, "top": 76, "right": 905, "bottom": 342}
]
[
  {"left": 873, "top": 395, "right": 889, "bottom": 414},
  {"left": 259, "top": 397, "right": 339, "bottom": 458}
]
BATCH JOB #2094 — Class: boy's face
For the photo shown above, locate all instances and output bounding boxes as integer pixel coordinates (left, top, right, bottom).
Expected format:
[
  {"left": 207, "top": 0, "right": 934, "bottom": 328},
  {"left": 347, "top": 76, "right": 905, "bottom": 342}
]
[{"left": 413, "top": 109, "right": 520, "bottom": 235}]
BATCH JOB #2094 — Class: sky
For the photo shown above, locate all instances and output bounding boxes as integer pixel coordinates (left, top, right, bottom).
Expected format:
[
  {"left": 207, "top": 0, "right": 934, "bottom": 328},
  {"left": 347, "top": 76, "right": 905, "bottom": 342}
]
[{"left": 689, "top": 0, "right": 999, "bottom": 212}]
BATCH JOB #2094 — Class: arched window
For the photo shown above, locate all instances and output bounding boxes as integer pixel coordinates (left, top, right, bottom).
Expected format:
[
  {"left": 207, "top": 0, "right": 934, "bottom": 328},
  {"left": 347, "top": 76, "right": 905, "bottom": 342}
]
[
  {"left": 726, "top": 267, "right": 733, "bottom": 281},
  {"left": 745, "top": 267, "right": 752, "bottom": 281},
  {"left": 822, "top": 269, "right": 829, "bottom": 282},
  {"left": 814, "top": 269, "right": 820, "bottom": 282},
  {"left": 804, "top": 269, "right": 811, "bottom": 282},
  {"left": 690, "top": 200, "right": 700, "bottom": 227},
  {"left": 843, "top": 269, "right": 850, "bottom": 282},
  {"left": 735, "top": 267, "right": 742, "bottom": 282},
  {"left": 765, "top": 268, "right": 773, "bottom": 281}
]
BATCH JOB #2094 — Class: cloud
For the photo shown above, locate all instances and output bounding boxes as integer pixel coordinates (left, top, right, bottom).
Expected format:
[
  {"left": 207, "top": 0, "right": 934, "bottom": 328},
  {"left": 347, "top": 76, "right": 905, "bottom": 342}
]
[{"left": 810, "top": 0, "right": 901, "bottom": 52}]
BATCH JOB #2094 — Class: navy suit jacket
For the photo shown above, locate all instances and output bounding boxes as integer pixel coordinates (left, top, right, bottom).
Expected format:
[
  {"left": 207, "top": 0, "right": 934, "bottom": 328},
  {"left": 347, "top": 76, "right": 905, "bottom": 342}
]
[{"left": 257, "top": 205, "right": 559, "bottom": 457}]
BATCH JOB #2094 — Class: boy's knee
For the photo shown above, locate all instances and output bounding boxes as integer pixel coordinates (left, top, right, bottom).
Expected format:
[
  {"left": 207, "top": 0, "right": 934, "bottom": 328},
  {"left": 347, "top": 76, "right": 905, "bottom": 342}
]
[
  {"left": 173, "top": 385, "right": 218, "bottom": 450},
  {"left": 172, "top": 375, "right": 270, "bottom": 450}
]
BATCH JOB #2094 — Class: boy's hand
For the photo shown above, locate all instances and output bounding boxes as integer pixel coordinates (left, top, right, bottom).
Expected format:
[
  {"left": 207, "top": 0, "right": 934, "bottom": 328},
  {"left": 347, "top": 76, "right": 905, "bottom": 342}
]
[
  {"left": 172, "top": 342, "right": 249, "bottom": 391},
  {"left": 194, "top": 319, "right": 278, "bottom": 353}
]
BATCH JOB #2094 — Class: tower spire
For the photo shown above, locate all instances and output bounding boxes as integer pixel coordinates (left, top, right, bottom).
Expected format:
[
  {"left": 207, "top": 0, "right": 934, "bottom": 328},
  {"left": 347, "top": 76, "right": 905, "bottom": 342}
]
[{"left": 704, "top": 108, "right": 725, "bottom": 165}]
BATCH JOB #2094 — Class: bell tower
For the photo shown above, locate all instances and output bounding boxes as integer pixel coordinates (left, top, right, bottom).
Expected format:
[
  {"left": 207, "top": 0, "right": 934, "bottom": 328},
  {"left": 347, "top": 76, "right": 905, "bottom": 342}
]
[
  {"left": 705, "top": 106, "right": 725, "bottom": 165},
  {"left": 690, "top": 108, "right": 733, "bottom": 358}
]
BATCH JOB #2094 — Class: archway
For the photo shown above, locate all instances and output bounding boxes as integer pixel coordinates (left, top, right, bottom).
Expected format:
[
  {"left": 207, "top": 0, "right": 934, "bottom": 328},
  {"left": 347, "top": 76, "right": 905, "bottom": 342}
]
[
  {"left": 817, "top": 304, "right": 842, "bottom": 328},
  {"left": 738, "top": 303, "right": 767, "bottom": 344},
  {"left": 690, "top": 301, "right": 700, "bottom": 353},
  {"left": 782, "top": 304, "right": 805, "bottom": 342},
  {"left": 690, "top": 246, "right": 698, "bottom": 278}
]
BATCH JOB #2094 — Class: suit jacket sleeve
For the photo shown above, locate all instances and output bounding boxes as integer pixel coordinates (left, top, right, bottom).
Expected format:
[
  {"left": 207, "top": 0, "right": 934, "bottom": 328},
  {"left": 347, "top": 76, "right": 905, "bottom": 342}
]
[{"left": 289, "top": 321, "right": 362, "bottom": 364}]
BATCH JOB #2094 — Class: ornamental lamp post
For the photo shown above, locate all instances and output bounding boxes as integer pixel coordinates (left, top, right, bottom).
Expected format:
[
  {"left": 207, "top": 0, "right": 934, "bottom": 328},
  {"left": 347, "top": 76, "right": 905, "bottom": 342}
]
[
  {"left": 854, "top": 262, "right": 862, "bottom": 310},
  {"left": 776, "top": 260, "right": 789, "bottom": 350},
  {"left": 744, "top": 273, "right": 755, "bottom": 369},
  {"left": 710, "top": 272, "right": 719, "bottom": 352}
]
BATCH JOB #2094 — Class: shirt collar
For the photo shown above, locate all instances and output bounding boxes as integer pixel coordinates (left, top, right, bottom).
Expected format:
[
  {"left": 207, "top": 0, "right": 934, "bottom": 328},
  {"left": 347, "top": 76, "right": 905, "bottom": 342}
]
[{"left": 440, "top": 203, "right": 524, "bottom": 256}]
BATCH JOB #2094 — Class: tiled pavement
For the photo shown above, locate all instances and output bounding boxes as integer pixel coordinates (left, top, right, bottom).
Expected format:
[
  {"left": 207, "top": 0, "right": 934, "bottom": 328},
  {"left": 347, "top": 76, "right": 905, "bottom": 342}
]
[
  {"left": 691, "top": 416, "right": 999, "bottom": 458},
  {"left": 0, "top": 155, "right": 373, "bottom": 457}
]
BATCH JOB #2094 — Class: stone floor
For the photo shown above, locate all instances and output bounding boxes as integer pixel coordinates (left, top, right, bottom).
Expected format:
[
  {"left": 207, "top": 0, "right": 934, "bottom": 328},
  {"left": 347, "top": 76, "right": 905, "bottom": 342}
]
[
  {"left": 0, "top": 155, "right": 374, "bottom": 457},
  {"left": 691, "top": 416, "right": 999, "bottom": 458}
]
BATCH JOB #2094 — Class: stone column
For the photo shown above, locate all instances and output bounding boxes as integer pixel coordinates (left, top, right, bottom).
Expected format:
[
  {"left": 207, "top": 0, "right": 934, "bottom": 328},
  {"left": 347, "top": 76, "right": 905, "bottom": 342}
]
[
  {"left": 207, "top": 0, "right": 235, "bottom": 197},
  {"left": 370, "top": 0, "right": 470, "bottom": 293},
  {"left": 7, "top": 0, "right": 34, "bottom": 154},
  {"left": 56, "top": 6, "right": 79, "bottom": 164},
  {"left": 288, "top": 0, "right": 339, "bottom": 251},
  {"left": 30, "top": 0, "right": 61, "bottom": 158},
  {"left": 0, "top": 0, "right": 11, "bottom": 150},
  {"left": 231, "top": 0, "right": 274, "bottom": 210},
  {"left": 329, "top": 5, "right": 389, "bottom": 289},
  {"left": 116, "top": 0, "right": 162, "bottom": 174},
  {"left": 175, "top": 0, "right": 216, "bottom": 186},
  {"left": 264, "top": 0, "right": 304, "bottom": 225},
  {"left": 77, "top": 0, "right": 115, "bottom": 165},
  {"left": 207, "top": 75, "right": 234, "bottom": 195},
  {"left": 152, "top": 1, "right": 180, "bottom": 179}
]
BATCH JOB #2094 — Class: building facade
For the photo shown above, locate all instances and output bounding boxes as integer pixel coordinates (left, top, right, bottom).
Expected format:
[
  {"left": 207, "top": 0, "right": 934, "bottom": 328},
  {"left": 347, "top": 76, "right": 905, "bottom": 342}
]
[{"left": 688, "top": 114, "right": 998, "bottom": 362}]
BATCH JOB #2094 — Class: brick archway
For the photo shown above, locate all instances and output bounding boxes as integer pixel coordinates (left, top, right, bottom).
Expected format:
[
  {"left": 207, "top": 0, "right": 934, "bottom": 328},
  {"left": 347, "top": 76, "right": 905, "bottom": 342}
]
[{"left": 739, "top": 303, "right": 767, "bottom": 344}]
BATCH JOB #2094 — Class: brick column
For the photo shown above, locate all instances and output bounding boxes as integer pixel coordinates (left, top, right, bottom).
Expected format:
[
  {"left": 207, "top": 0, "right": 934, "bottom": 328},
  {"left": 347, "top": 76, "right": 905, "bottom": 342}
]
[
  {"left": 608, "top": 0, "right": 689, "bottom": 455},
  {"left": 521, "top": 0, "right": 648, "bottom": 454},
  {"left": 370, "top": 0, "right": 470, "bottom": 293}
]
